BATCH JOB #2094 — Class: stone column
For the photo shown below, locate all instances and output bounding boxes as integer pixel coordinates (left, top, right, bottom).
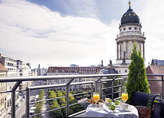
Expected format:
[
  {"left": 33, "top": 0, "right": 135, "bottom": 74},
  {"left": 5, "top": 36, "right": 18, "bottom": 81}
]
[
  {"left": 117, "top": 43, "right": 119, "bottom": 59},
  {"left": 120, "top": 43, "right": 122, "bottom": 59}
]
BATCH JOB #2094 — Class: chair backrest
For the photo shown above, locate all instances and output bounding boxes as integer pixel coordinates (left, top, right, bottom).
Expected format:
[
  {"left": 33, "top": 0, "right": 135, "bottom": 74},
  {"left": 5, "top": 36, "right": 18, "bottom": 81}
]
[
  {"left": 160, "top": 101, "right": 164, "bottom": 117},
  {"left": 152, "top": 100, "right": 164, "bottom": 118},
  {"left": 133, "top": 92, "right": 149, "bottom": 106},
  {"left": 133, "top": 92, "right": 159, "bottom": 108}
]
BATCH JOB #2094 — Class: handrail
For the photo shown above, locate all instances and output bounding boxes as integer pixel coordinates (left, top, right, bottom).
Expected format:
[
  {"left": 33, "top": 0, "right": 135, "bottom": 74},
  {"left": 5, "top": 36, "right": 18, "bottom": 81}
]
[
  {"left": 0, "top": 73, "right": 127, "bottom": 82},
  {"left": 1, "top": 73, "right": 164, "bottom": 118},
  {"left": 147, "top": 74, "right": 164, "bottom": 76},
  {"left": 24, "top": 74, "right": 126, "bottom": 118}
]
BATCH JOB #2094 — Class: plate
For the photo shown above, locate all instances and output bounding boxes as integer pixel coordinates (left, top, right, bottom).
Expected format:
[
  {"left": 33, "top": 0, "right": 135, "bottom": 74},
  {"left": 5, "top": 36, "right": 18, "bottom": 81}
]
[{"left": 119, "top": 108, "right": 130, "bottom": 112}]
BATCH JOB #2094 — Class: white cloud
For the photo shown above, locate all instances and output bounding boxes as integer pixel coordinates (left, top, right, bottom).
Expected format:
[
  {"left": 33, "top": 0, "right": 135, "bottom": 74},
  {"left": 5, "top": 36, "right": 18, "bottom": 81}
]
[
  {"left": 2, "top": 0, "right": 163, "bottom": 68},
  {"left": 69, "top": 0, "right": 98, "bottom": 18},
  {"left": 140, "top": 0, "right": 164, "bottom": 65},
  {"left": 0, "top": 0, "right": 119, "bottom": 68}
]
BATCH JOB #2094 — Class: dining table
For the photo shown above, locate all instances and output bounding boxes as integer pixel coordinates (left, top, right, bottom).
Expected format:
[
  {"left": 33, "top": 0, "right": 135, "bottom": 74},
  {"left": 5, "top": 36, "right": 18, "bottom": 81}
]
[{"left": 82, "top": 103, "right": 139, "bottom": 118}]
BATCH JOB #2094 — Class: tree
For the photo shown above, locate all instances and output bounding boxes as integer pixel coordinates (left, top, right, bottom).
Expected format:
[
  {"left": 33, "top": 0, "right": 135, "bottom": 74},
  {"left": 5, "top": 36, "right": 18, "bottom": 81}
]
[
  {"left": 47, "top": 90, "right": 84, "bottom": 117},
  {"left": 126, "top": 44, "right": 150, "bottom": 104},
  {"left": 49, "top": 100, "right": 63, "bottom": 118},
  {"left": 69, "top": 92, "right": 76, "bottom": 104},
  {"left": 34, "top": 90, "right": 45, "bottom": 118},
  {"left": 57, "top": 91, "right": 66, "bottom": 105},
  {"left": 48, "top": 91, "right": 57, "bottom": 99},
  {"left": 48, "top": 91, "right": 57, "bottom": 104}
]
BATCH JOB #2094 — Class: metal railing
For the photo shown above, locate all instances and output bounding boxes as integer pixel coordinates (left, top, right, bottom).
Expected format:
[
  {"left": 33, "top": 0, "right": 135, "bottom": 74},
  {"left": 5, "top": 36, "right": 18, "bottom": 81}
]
[
  {"left": 117, "top": 31, "right": 144, "bottom": 38},
  {"left": 147, "top": 74, "right": 164, "bottom": 98},
  {"left": 0, "top": 73, "right": 164, "bottom": 118},
  {"left": 0, "top": 74, "right": 127, "bottom": 118}
]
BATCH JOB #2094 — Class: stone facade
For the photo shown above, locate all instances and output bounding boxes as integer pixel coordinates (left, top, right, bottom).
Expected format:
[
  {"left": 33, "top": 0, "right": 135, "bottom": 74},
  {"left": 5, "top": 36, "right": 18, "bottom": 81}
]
[{"left": 116, "top": 24, "right": 146, "bottom": 65}]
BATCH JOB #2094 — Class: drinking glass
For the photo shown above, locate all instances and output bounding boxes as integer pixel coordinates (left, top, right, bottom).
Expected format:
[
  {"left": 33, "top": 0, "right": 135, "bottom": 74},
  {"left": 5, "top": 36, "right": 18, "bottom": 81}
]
[
  {"left": 121, "top": 93, "right": 128, "bottom": 103},
  {"left": 93, "top": 93, "right": 100, "bottom": 104}
]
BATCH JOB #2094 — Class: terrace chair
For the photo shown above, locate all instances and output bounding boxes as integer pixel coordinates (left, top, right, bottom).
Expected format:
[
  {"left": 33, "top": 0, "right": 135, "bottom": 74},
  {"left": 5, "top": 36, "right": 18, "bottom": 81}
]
[
  {"left": 151, "top": 99, "right": 164, "bottom": 118},
  {"left": 132, "top": 92, "right": 159, "bottom": 118}
]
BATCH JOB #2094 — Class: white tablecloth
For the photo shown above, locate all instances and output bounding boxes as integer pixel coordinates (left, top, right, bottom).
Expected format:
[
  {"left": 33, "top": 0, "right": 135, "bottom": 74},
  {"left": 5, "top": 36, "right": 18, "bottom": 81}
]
[{"left": 85, "top": 104, "right": 139, "bottom": 118}]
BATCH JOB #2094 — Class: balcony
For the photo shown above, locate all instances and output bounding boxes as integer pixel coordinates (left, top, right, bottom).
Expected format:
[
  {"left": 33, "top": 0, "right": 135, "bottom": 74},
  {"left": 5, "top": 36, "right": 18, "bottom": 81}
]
[
  {"left": 116, "top": 31, "right": 145, "bottom": 38},
  {"left": 0, "top": 74, "right": 164, "bottom": 118}
]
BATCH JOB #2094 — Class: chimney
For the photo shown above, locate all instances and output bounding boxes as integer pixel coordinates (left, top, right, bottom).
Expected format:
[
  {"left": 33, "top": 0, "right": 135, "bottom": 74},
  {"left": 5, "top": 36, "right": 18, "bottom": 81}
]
[
  {"left": 109, "top": 60, "right": 112, "bottom": 65},
  {"left": 101, "top": 60, "right": 103, "bottom": 67}
]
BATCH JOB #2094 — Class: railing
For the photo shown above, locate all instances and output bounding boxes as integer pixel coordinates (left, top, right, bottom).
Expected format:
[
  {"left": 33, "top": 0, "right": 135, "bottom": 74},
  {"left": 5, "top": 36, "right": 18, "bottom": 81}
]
[
  {"left": 0, "top": 74, "right": 164, "bottom": 118},
  {"left": 117, "top": 31, "right": 144, "bottom": 38},
  {"left": 0, "top": 74, "right": 127, "bottom": 118},
  {"left": 147, "top": 74, "right": 164, "bottom": 98}
]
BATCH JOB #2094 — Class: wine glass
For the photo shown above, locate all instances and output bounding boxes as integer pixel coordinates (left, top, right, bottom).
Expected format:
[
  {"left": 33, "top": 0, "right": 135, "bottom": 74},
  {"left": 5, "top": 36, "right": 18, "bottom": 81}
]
[
  {"left": 93, "top": 93, "right": 100, "bottom": 104},
  {"left": 121, "top": 93, "right": 128, "bottom": 103},
  {"left": 121, "top": 93, "right": 128, "bottom": 110}
]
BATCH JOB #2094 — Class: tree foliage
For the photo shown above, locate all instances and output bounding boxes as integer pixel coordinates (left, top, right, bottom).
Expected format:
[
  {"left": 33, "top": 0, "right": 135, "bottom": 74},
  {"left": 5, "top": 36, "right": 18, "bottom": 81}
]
[
  {"left": 57, "top": 91, "right": 66, "bottom": 105},
  {"left": 49, "top": 100, "right": 63, "bottom": 118},
  {"left": 48, "top": 91, "right": 63, "bottom": 118},
  {"left": 126, "top": 44, "right": 150, "bottom": 104},
  {"left": 48, "top": 90, "right": 84, "bottom": 118},
  {"left": 48, "top": 90, "right": 57, "bottom": 104},
  {"left": 34, "top": 89, "right": 44, "bottom": 118}
]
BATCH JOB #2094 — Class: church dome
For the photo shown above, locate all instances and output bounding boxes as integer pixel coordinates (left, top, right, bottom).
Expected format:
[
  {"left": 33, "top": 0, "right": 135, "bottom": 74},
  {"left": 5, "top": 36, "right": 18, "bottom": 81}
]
[{"left": 121, "top": 3, "right": 140, "bottom": 25}]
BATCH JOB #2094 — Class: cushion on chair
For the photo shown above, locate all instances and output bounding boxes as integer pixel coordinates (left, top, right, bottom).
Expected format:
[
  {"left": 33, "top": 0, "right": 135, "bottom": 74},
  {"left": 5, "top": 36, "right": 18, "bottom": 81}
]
[{"left": 133, "top": 92, "right": 149, "bottom": 106}]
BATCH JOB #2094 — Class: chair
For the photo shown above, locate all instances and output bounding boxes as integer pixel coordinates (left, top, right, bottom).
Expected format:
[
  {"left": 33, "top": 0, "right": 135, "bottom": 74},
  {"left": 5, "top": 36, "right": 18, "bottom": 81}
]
[
  {"left": 152, "top": 100, "right": 164, "bottom": 118},
  {"left": 132, "top": 92, "right": 159, "bottom": 118}
]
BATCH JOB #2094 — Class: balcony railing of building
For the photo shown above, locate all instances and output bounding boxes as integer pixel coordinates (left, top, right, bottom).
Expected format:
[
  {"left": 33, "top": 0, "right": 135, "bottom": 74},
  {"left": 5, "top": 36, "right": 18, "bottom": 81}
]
[
  {"left": 117, "top": 31, "right": 145, "bottom": 38},
  {"left": 0, "top": 74, "right": 164, "bottom": 118}
]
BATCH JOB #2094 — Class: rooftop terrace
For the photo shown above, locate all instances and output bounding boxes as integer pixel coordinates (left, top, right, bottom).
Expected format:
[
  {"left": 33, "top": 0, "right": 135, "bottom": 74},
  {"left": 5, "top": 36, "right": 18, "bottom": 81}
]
[{"left": 0, "top": 73, "right": 164, "bottom": 118}]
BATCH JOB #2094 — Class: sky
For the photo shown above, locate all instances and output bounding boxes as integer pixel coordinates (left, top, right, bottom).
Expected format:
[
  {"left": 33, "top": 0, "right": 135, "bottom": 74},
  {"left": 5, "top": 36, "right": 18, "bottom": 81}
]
[{"left": 0, "top": 0, "right": 163, "bottom": 68}]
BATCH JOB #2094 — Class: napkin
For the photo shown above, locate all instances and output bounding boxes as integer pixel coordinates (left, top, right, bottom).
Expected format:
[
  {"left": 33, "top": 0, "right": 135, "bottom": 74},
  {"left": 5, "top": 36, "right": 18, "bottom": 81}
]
[{"left": 86, "top": 104, "right": 109, "bottom": 117}]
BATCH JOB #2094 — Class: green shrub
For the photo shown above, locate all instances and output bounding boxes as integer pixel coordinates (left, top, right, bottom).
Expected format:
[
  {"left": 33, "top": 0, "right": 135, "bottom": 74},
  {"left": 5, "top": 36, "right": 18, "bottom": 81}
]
[{"left": 126, "top": 44, "right": 150, "bottom": 104}]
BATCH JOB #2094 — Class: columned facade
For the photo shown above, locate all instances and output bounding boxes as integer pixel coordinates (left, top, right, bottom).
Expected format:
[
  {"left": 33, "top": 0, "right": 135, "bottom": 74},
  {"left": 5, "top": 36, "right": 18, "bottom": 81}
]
[{"left": 115, "top": 2, "right": 146, "bottom": 65}]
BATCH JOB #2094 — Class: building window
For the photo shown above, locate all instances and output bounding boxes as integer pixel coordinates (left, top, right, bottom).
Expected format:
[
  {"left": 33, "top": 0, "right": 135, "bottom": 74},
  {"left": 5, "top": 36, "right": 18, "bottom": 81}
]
[
  {"left": 125, "top": 70, "right": 127, "bottom": 73},
  {"left": 129, "top": 27, "right": 131, "bottom": 30},
  {"left": 123, "top": 28, "right": 126, "bottom": 31},
  {"left": 135, "top": 27, "right": 137, "bottom": 30}
]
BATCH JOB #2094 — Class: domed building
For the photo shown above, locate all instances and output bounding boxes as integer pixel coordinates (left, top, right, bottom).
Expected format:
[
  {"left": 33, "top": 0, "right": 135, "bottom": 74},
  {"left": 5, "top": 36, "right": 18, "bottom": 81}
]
[
  {"left": 107, "top": 1, "right": 146, "bottom": 74},
  {"left": 116, "top": 1, "right": 145, "bottom": 65}
]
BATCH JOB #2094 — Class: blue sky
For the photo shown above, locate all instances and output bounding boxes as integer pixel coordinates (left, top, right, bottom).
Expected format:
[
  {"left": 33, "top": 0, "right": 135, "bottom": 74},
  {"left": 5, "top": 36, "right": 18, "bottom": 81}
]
[
  {"left": 0, "top": 0, "right": 164, "bottom": 68},
  {"left": 28, "top": 0, "right": 124, "bottom": 24},
  {"left": 28, "top": 0, "right": 145, "bottom": 24}
]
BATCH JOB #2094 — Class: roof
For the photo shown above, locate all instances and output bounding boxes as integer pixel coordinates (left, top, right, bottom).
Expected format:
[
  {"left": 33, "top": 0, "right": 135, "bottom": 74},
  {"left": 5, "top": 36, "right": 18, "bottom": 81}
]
[
  {"left": 100, "top": 68, "right": 118, "bottom": 74},
  {"left": 121, "top": 6, "right": 140, "bottom": 25},
  {"left": 0, "top": 63, "right": 7, "bottom": 72},
  {"left": 146, "top": 65, "right": 164, "bottom": 74},
  {"left": 151, "top": 59, "right": 164, "bottom": 66},
  {"left": 47, "top": 66, "right": 101, "bottom": 73}
]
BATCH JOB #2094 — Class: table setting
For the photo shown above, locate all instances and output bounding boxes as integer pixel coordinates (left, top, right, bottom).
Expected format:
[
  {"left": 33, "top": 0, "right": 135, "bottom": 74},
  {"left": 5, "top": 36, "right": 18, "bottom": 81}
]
[{"left": 85, "top": 92, "right": 139, "bottom": 118}]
